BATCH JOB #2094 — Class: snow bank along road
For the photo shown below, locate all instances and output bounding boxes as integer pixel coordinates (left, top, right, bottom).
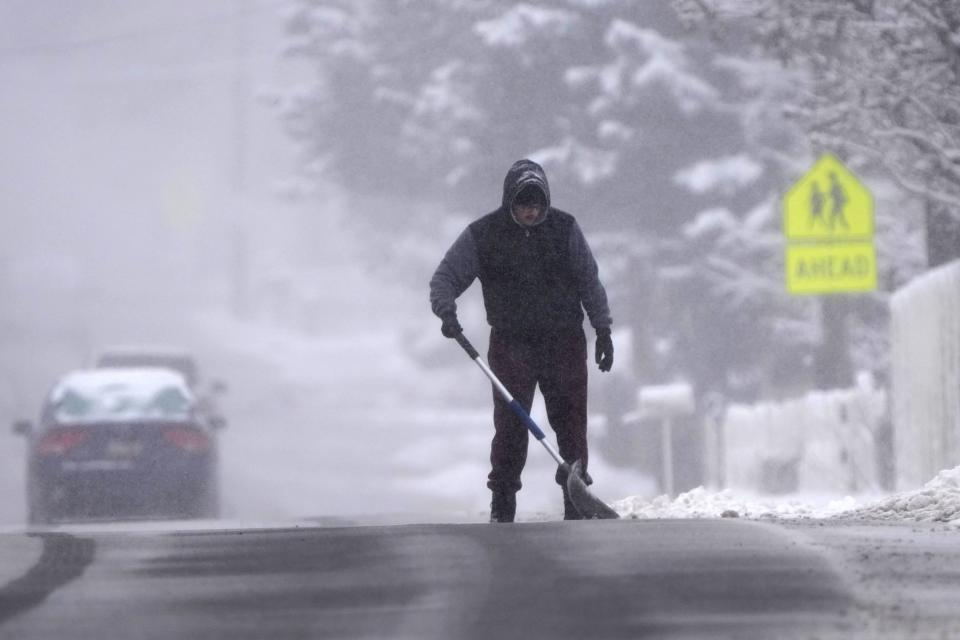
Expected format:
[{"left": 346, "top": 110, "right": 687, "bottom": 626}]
[{"left": 1, "top": 518, "right": 956, "bottom": 639}]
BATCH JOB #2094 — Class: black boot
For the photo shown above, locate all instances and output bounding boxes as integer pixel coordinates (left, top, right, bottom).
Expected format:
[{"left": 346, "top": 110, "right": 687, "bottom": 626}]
[{"left": 490, "top": 490, "right": 516, "bottom": 523}]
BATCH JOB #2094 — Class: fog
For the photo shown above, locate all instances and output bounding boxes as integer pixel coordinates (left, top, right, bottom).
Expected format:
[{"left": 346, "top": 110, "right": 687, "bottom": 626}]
[
  {"left": 0, "top": 0, "right": 565, "bottom": 525},
  {"left": 0, "top": 0, "right": 411, "bottom": 524},
  {"left": 0, "top": 1, "right": 942, "bottom": 526}
]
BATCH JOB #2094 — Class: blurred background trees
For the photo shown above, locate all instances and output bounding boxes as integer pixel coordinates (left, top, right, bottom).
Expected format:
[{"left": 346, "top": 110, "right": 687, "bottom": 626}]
[
  {"left": 278, "top": 0, "right": 932, "bottom": 404},
  {"left": 674, "top": 0, "right": 958, "bottom": 265}
]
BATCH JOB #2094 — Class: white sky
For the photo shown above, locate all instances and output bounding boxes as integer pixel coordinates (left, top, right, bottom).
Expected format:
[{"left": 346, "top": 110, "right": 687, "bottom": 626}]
[{"left": 0, "top": 0, "right": 329, "bottom": 295}]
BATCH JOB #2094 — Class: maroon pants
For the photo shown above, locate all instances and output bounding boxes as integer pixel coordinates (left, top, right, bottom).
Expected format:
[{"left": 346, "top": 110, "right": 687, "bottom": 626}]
[{"left": 486, "top": 327, "right": 588, "bottom": 493}]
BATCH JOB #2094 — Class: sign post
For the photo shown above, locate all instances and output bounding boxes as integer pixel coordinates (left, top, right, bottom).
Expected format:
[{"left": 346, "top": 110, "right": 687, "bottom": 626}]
[
  {"left": 637, "top": 384, "right": 695, "bottom": 498},
  {"left": 783, "top": 154, "right": 876, "bottom": 295}
]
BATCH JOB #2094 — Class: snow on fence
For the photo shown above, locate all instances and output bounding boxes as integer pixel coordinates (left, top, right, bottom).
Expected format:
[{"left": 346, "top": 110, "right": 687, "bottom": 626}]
[
  {"left": 722, "top": 381, "right": 886, "bottom": 494},
  {"left": 890, "top": 261, "right": 960, "bottom": 490}
]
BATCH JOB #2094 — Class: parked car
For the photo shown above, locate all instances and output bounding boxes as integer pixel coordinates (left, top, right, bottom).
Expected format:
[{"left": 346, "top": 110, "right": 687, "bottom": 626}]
[{"left": 12, "top": 367, "right": 224, "bottom": 524}]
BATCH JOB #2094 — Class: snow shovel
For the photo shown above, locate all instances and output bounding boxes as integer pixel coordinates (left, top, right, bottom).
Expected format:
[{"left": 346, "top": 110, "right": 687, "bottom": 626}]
[{"left": 452, "top": 331, "right": 620, "bottom": 520}]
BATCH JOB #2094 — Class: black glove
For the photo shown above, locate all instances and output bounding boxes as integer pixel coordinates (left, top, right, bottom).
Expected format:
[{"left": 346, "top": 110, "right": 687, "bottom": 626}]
[
  {"left": 595, "top": 328, "right": 613, "bottom": 372},
  {"left": 440, "top": 314, "right": 463, "bottom": 339}
]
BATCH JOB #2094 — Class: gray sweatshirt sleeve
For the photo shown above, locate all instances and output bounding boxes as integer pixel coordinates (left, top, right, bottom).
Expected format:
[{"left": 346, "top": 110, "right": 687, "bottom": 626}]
[
  {"left": 570, "top": 221, "right": 612, "bottom": 331},
  {"left": 429, "top": 227, "right": 479, "bottom": 319}
]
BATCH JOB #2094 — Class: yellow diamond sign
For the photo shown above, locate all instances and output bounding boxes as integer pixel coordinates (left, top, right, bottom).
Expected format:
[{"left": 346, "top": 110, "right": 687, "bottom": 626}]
[
  {"left": 784, "top": 154, "right": 874, "bottom": 241},
  {"left": 783, "top": 154, "right": 876, "bottom": 295}
]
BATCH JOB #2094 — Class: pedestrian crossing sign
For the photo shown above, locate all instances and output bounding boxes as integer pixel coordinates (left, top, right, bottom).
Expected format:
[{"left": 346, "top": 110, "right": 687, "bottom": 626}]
[
  {"left": 784, "top": 154, "right": 874, "bottom": 240},
  {"left": 783, "top": 154, "right": 876, "bottom": 294}
]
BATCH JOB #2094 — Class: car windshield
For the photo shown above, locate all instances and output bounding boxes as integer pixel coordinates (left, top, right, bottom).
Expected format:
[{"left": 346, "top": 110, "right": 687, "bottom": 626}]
[{"left": 48, "top": 368, "right": 194, "bottom": 424}]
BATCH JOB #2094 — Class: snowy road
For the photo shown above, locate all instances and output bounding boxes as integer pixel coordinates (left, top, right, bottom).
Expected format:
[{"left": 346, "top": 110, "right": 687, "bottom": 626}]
[
  {"left": 0, "top": 519, "right": 855, "bottom": 639},
  {"left": 1, "top": 519, "right": 958, "bottom": 638}
]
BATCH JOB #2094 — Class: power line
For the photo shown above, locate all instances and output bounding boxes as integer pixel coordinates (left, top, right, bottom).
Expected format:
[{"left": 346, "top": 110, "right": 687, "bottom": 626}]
[{"left": 0, "top": 0, "right": 290, "bottom": 59}]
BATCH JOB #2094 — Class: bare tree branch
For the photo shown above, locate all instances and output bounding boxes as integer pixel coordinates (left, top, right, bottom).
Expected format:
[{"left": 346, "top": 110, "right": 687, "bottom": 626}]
[{"left": 873, "top": 128, "right": 960, "bottom": 181}]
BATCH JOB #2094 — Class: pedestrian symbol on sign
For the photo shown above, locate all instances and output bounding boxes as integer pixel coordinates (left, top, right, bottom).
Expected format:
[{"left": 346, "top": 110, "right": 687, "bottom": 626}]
[
  {"left": 809, "top": 182, "right": 825, "bottom": 230},
  {"left": 828, "top": 172, "right": 848, "bottom": 231},
  {"left": 807, "top": 172, "right": 850, "bottom": 232}
]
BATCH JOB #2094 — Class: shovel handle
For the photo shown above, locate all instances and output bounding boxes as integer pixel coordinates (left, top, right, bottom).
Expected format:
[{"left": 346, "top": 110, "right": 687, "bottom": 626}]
[
  {"left": 452, "top": 331, "right": 561, "bottom": 465},
  {"left": 453, "top": 332, "right": 479, "bottom": 360}
]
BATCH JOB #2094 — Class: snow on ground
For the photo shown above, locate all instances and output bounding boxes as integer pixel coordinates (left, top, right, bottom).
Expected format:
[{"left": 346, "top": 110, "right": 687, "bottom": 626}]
[
  {"left": 844, "top": 465, "right": 960, "bottom": 523},
  {"left": 613, "top": 487, "right": 858, "bottom": 520},
  {"left": 614, "top": 464, "right": 960, "bottom": 525}
]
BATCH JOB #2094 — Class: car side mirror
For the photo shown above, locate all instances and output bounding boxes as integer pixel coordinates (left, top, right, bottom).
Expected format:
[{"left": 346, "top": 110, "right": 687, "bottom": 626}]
[
  {"left": 209, "top": 415, "right": 228, "bottom": 430},
  {"left": 12, "top": 420, "right": 32, "bottom": 436}
]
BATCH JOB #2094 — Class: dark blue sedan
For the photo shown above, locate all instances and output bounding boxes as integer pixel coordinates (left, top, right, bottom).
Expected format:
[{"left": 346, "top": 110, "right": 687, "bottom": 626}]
[{"left": 13, "top": 367, "right": 224, "bottom": 524}]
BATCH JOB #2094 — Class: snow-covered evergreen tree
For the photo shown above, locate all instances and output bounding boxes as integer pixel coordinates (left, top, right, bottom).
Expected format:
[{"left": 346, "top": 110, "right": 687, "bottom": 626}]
[
  {"left": 277, "top": 1, "right": 930, "bottom": 399},
  {"left": 673, "top": 0, "right": 959, "bottom": 259}
]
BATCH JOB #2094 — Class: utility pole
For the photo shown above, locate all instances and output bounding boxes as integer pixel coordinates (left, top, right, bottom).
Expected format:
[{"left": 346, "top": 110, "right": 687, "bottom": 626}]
[
  {"left": 814, "top": 296, "right": 853, "bottom": 390},
  {"left": 231, "top": 0, "right": 250, "bottom": 319}
]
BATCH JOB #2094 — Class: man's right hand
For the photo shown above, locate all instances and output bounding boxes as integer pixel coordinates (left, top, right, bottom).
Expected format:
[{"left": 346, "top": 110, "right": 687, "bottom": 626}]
[
  {"left": 440, "top": 314, "right": 463, "bottom": 338},
  {"left": 595, "top": 328, "right": 613, "bottom": 372}
]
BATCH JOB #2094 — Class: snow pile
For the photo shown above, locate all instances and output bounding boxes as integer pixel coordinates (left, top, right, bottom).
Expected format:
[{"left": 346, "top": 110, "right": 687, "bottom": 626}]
[
  {"left": 613, "top": 486, "right": 857, "bottom": 521},
  {"left": 614, "top": 466, "right": 960, "bottom": 524},
  {"left": 844, "top": 466, "right": 960, "bottom": 524}
]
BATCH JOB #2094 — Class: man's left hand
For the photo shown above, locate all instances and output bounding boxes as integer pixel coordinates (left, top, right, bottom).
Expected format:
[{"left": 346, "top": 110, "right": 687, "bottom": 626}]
[{"left": 595, "top": 328, "right": 613, "bottom": 372}]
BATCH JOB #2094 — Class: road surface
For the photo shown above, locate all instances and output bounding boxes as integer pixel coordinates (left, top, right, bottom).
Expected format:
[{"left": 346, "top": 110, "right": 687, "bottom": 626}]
[
  {"left": 0, "top": 518, "right": 861, "bottom": 639},
  {"left": 4, "top": 518, "right": 960, "bottom": 638}
]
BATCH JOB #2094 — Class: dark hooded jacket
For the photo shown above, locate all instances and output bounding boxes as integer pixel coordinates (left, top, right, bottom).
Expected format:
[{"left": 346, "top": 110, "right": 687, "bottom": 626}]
[{"left": 430, "top": 159, "right": 611, "bottom": 335}]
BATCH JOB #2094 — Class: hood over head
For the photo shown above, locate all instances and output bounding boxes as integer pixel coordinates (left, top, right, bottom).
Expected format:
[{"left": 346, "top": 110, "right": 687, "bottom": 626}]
[{"left": 502, "top": 159, "right": 551, "bottom": 226}]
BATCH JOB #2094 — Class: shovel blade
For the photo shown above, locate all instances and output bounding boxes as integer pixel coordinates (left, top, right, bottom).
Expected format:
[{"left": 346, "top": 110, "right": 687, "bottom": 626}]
[{"left": 566, "top": 460, "right": 620, "bottom": 520}]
